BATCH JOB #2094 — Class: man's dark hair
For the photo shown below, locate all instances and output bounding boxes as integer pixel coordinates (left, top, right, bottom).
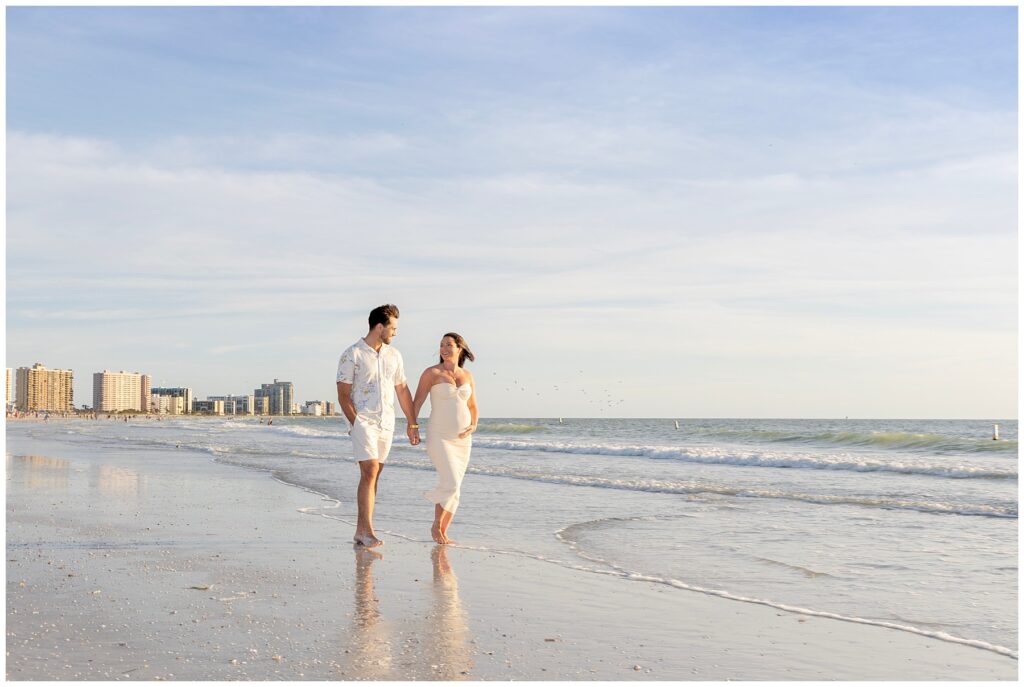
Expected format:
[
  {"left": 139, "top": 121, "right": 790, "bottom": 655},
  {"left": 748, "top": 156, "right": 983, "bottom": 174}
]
[{"left": 368, "top": 304, "right": 400, "bottom": 330}]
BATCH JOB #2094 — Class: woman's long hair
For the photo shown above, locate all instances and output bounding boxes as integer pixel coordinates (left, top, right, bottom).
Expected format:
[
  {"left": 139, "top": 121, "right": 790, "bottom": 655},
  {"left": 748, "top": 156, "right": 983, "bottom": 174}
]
[{"left": 439, "top": 332, "right": 475, "bottom": 367}]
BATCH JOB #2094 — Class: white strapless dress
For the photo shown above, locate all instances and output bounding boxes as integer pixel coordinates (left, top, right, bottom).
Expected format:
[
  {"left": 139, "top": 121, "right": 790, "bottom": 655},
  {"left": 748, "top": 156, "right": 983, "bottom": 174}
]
[{"left": 423, "top": 383, "right": 473, "bottom": 514}]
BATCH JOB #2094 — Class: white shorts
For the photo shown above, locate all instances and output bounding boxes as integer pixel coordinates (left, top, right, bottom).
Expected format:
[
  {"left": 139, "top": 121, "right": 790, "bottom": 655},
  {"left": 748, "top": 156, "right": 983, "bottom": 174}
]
[{"left": 350, "top": 420, "right": 394, "bottom": 463}]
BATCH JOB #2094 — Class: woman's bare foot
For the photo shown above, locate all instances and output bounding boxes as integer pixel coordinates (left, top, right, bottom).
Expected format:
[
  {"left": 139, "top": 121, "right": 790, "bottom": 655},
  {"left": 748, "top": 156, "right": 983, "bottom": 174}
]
[
  {"left": 431, "top": 522, "right": 448, "bottom": 544},
  {"left": 439, "top": 519, "right": 456, "bottom": 544}
]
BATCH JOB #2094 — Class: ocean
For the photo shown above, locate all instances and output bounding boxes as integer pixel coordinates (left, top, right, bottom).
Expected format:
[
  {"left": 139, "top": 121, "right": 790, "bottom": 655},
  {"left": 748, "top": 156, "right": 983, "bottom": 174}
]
[{"left": 7, "top": 416, "right": 1017, "bottom": 659}]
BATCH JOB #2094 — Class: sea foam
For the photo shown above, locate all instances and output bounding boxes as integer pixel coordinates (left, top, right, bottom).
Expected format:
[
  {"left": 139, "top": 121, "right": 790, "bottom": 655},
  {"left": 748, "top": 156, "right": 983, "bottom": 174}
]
[{"left": 471, "top": 439, "right": 1016, "bottom": 480}]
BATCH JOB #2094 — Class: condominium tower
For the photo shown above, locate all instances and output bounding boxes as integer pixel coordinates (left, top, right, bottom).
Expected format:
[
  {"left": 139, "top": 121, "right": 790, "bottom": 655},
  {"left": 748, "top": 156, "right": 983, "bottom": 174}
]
[
  {"left": 15, "top": 363, "right": 74, "bottom": 412},
  {"left": 254, "top": 380, "right": 294, "bottom": 415},
  {"left": 93, "top": 370, "right": 152, "bottom": 413}
]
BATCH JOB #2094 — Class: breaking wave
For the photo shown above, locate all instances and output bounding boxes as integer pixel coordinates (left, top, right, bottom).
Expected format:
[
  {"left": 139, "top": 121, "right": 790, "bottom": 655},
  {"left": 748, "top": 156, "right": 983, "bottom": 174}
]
[{"left": 471, "top": 439, "right": 1016, "bottom": 480}]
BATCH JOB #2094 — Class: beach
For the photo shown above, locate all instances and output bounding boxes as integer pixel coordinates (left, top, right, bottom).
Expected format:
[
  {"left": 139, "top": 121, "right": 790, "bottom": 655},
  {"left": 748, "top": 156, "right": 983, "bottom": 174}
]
[{"left": 6, "top": 419, "right": 1017, "bottom": 680}]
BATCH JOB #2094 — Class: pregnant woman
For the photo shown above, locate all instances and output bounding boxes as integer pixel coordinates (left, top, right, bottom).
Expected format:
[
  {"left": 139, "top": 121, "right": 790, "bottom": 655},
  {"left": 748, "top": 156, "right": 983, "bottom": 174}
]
[{"left": 412, "top": 332, "right": 478, "bottom": 544}]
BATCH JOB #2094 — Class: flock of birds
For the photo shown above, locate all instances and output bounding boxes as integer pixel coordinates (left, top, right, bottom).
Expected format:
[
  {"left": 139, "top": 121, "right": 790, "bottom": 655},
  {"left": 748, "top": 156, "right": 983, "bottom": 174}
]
[{"left": 490, "top": 369, "right": 627, "bottom": 412}]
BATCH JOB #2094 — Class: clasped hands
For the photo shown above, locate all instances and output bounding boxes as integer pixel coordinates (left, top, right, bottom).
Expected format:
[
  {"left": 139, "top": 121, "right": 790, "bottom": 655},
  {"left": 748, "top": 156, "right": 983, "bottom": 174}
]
[{"left": 407, "top": 424, "right": 476, "bottom": 443}]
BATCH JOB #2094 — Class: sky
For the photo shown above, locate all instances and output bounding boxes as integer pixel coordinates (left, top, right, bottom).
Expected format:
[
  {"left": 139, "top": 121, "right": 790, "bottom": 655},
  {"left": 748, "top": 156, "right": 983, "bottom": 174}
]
[{"left": 5, "top": 6, "right": 1018, "bottom": 418}]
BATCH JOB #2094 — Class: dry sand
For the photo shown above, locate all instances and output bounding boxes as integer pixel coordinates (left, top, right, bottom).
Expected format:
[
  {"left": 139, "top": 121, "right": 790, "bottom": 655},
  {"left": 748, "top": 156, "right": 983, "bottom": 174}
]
[{"left": 5, "top": 436, "right": 1017, "bottom": 680}]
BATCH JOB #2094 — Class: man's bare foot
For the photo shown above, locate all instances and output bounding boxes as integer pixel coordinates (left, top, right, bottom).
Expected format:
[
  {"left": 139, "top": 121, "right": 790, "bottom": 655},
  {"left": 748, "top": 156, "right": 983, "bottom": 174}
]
[
  {"left": 353, "top": 532, "right": 384, "bottom": 548},
  {"left": 431, "top": 523, "right": 448, "bottom": 544}
]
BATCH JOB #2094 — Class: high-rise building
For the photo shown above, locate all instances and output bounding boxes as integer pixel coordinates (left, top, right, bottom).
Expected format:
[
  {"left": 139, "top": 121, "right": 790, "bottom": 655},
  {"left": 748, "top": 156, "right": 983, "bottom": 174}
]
[
  {"left": 15, "top": 363, "right": 74, "bottom": 412},
  {"left": 93, "top": 370, "right": 152, "bottom": 413},
  {"left": 254, "top": 379, "right": 294, "bottom": 415},
  {"left": 151, "top": 387, "right": 193, "bottom": 415}
]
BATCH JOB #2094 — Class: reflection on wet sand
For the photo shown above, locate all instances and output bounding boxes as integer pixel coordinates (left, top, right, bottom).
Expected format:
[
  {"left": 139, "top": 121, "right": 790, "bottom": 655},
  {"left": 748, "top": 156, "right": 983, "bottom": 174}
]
[
  {"left": 7, "top": 454, "right": 70, "bottom": 491},
  {"left": 347, "top": 546, "right": 393, "bottom": 678},
  {"left": 90, "top": 464, "right": 143, "bottom": 497},
  {"left": 426, "top": 545, "right": 474, "bottom": 680},
  {"left": 343, "top": 544, "right": 474, "bottom": 680}
]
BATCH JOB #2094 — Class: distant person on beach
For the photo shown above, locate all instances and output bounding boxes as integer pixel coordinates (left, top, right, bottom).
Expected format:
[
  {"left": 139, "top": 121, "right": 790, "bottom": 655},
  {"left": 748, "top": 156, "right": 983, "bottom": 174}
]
[
  {"left": 337, "top": 304, "right": 421, "bottom": 548},
  {"left": 412, "top": 332, "right": 478, "bottom": 544}
]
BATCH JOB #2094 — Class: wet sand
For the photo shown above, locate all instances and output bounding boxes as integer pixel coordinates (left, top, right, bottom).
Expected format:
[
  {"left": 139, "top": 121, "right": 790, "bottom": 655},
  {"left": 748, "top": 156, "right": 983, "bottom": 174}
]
[{"left": 6, "top": 434, "right": 1017, "bottom": 680}]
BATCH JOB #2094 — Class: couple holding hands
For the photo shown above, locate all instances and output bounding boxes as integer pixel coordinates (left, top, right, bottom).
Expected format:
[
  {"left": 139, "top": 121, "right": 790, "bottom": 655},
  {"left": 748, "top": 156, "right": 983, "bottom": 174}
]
[{"left": 336, "top": 304, "right": 478, "bottom": 548}]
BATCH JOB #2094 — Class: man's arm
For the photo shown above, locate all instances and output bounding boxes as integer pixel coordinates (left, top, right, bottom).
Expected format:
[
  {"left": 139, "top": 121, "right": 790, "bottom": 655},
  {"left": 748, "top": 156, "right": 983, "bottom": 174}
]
[
  {"left": 336, "top": 382, "right": 357, "bottom": 426},
  {"left": 395, "top": 382, "right": 420, "bottom": 445}
]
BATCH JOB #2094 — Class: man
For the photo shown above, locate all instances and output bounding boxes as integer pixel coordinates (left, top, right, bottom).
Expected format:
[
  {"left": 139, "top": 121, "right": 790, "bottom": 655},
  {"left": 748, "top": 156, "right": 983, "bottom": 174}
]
[{"left": 337, "top": 304, "right": 420, "bottom": 548}]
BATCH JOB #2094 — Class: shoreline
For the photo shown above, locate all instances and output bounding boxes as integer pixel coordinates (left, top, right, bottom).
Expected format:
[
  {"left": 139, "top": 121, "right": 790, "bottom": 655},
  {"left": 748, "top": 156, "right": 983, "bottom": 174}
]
[
  {"left": 6, "top": 414, "right": 1017, "bottom": 421},
  {"left": 6, "top": 432, "right": 1018, "bottom": 680}
]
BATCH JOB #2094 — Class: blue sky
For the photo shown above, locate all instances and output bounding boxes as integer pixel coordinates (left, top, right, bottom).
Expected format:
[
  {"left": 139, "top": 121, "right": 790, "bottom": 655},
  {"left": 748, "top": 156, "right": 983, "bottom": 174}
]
[{"left": 6, "top": 6, "right": 1017, "bottom": 418}]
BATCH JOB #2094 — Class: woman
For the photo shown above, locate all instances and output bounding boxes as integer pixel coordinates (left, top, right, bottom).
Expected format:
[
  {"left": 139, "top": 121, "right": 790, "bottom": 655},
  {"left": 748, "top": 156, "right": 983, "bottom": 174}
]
[{"left": 412, "top": 332, "right": 478, "bottom": 544}]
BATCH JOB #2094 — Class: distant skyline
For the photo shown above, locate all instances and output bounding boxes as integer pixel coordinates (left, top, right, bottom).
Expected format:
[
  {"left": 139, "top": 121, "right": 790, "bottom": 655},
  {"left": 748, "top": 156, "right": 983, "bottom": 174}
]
[{"left": 6, "top": 6, "right": 1017, "bottom": 418}]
